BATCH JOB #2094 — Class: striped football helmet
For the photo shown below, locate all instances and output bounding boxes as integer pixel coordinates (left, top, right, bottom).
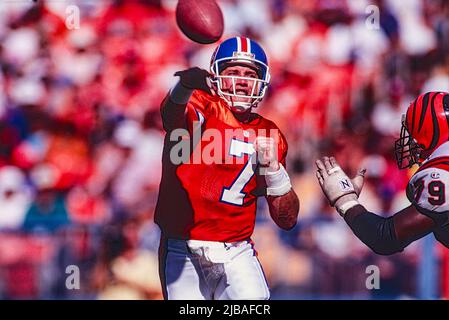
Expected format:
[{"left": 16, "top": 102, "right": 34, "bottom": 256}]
[
  {"left": 395, "top": 92, "right": 449, "bottom": 169},
  {"left": 210, "top": 36, "right": 270, "bottom": 111}
]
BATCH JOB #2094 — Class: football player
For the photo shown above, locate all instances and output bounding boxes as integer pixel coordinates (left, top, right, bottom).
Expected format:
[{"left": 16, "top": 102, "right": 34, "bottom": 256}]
[
  {"left": 316, "top": 91, "right": 449, "bottom": 255},
  {"left": 155, "top": 37, "right": 300, "bottom": 300}
]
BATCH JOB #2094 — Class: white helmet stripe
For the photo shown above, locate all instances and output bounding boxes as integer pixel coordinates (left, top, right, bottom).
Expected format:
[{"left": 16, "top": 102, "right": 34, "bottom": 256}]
[
  {"left": 246, "top": 38, "right": 251, "bottom": 53},
  {"left": 236, "top": 37, "right": 241, "bottom": 52}
]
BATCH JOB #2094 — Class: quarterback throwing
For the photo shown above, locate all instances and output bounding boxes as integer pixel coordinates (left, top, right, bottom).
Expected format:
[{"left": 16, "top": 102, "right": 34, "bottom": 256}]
[{"left": 155, "top": 37, "right": 300, "bottom": 300}]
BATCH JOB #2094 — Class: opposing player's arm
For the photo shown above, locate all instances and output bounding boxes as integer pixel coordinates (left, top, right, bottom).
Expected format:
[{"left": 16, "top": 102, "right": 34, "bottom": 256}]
[
  {"left": 316, "top": 156, "right": 449, "bottom": 255},
  {"left": 343, "top": 204, "right": 435, "bottom": 255},
  {"left": 160, "top": 67, "right": 212, "bottom": 131},
  {"left": 255, "top": 136, "right": 299, "bottom": 230},
  {"left": 336, "top": 196, "right": 449, "bottom": 253},
  {"left": 433, "top": 224, "right": 449, "bottom": 248}
]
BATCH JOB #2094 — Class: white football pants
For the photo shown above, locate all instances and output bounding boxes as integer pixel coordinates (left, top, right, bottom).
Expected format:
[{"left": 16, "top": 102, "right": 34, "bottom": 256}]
[{"left": 159, "top": 238, "right": 270, "bottom": 300}]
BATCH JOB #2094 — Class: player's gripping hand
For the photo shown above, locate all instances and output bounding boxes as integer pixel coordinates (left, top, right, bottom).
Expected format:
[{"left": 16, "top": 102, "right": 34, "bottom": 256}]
[
  {"left": 174, "top": 67, "right": 215, "bottom": 95},
  {"left": 316, "top": 156, "right": 366, "bottom": 215},
  {"left": 255, "top": 136, "right": 292, "bottom": 196},
  {"left": 254, "top": 136, "right": 280, "bottom": 173}
]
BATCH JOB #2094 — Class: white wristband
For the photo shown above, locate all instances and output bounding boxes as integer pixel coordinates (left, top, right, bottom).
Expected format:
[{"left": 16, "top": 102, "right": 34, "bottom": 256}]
[
  {"left": 265, "top": 164, "right": 292, "bottom": 196},
  {"left": 337, "top": 200, "right": 359, "bottom": 217},
  {"left": 169, "top": 81, "right": 193, "bottom": 104}
]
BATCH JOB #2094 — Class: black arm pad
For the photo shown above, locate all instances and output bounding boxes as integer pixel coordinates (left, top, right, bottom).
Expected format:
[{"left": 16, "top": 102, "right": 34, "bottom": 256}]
[
  {"left": 344, "top": 205, "right": 406, "bottom": 256},
  {"left": 433, "top": 224, "right": 449, "bottom": 249}
]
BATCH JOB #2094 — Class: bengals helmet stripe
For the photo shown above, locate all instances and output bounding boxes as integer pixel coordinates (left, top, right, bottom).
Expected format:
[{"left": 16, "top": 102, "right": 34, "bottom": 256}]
[
  {"left": 396, "top": 91, "right": 449, "bottom": 169},
  {"left": 407, "top": 92, "right": 449, "bottom": 152},
  {"left": 410, "top": 98, "right": 418, "bottom": 134},
  {"left": 417, "top": 92, "right": 431, "bottom": 132},
  {"left": 429, "top": 93, "right": 440, "bottom": 151}
]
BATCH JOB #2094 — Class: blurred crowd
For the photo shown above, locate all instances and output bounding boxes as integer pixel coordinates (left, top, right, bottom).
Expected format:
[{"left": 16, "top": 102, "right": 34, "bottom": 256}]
[{"left": 0, "top": 0, "right": 448, "bottom": 299}]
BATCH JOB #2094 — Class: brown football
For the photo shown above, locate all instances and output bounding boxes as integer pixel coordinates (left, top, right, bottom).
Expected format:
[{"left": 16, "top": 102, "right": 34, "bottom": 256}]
[{"left": 176, "top": 0, "right": 224, "bottom": 44}]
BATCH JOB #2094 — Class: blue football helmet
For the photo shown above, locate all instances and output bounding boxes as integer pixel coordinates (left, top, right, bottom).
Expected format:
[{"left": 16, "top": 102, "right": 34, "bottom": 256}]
[{"left": 210, "top": 36, "right": 271, "bottom": 111}]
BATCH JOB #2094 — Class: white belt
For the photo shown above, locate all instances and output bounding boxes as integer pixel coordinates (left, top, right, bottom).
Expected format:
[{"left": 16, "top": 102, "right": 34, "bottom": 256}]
[{"left": 168, "top": 239, "right": 250, "bottom": 263}]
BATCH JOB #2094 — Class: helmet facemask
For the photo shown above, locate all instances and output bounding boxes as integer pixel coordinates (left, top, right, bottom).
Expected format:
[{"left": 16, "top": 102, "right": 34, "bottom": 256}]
[
  {"left": 395, "top": 116, "right": 422, "bottom": 169},
  {"left": 210, "top": 57, "right": 270, "bottom": 112}
]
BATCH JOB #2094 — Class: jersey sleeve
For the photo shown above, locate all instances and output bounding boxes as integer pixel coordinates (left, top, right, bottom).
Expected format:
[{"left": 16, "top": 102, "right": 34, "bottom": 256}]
[
  {"left": 407, "top": 167, "right": 449, "bottom": 226},
  {"left": 184, "top": 90, "right": 211, "bottom": 135},
  {"left": 160, "top": 90, "right": 211, "bottom": 133}
]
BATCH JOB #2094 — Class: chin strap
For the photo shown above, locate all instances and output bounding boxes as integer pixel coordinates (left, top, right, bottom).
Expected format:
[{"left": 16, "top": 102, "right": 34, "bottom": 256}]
[{"left": 228, "top": 96, "right": 255, "bottom": 112}]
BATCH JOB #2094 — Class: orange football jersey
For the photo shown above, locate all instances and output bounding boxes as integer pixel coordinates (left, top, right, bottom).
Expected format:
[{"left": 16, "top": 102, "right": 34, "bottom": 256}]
[{"left": 155, "top": 90, "right": 288, "bottom": 242}]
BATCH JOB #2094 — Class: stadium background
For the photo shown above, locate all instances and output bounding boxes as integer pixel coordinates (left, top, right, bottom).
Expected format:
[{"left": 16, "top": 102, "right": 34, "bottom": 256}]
[{"left": 0, "top": 0, "right": 448, "bottom": 299}]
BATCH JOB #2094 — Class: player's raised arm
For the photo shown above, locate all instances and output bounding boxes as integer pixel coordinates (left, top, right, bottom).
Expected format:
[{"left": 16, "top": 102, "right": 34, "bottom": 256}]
[
  {"left": 266, "top": 189, "right": 300, "bottom": 231},
  {"left": 160, "top": 67, "right": 213, "bottom": 131},
  {"left": 255, "top": 136, "right": 300, "bottom": 230},
  {"left": 315, "top": 156, "right": 444, "bottom": 255},
  {"left": 316, "top": 92, "right": 449, "bottom": 255}
]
